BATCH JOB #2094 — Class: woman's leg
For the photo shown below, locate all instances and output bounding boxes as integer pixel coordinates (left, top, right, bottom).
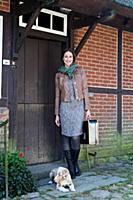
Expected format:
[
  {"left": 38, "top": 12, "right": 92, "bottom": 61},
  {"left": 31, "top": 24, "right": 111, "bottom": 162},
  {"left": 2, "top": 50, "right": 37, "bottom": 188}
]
[
  {"left": 62, "top": 135, "right": 76, "bottom": 179},
  {"left": 71, "top": 136, "right": 81, "bottom": 176}
]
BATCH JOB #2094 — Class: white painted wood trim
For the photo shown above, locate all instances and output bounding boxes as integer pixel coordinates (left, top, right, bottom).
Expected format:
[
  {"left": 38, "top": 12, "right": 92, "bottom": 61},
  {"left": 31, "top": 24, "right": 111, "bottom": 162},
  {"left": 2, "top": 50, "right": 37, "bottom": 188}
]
[{"left": 19, "top": 8, "right": 67, "bottom": 36}]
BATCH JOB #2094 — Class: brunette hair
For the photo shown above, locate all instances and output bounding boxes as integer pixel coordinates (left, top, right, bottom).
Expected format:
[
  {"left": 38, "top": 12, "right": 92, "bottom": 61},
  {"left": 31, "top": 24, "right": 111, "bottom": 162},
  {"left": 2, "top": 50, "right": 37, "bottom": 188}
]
[{"left": 61, "top": 48, "right": 76, "bottom": 65}]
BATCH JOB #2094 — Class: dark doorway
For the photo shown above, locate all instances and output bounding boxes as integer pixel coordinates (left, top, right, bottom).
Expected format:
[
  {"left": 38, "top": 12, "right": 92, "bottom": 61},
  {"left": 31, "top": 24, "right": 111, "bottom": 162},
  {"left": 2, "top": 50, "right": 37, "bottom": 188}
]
[{"left": 16, "top": 37, "right": 62, "bottom": 164}]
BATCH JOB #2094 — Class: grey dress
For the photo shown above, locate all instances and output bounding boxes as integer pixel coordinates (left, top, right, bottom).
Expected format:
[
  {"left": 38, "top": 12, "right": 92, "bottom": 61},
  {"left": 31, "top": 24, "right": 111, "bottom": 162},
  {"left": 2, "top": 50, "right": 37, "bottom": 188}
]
[{"left": 60, "top": 78, "right": 84, "bottom": 137}]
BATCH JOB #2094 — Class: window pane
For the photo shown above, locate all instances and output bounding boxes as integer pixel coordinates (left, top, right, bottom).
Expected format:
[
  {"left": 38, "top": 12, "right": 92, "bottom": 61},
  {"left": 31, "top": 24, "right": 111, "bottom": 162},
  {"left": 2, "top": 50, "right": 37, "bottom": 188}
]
[
  {"left": 38, "top": 13, "right": 50, "bottom": 28},
  {"left": 53, "top": 16, "right": 64, "bottom": 32},
  {"left": 23, "top": 13, "right": 36, "bottom": 25}
]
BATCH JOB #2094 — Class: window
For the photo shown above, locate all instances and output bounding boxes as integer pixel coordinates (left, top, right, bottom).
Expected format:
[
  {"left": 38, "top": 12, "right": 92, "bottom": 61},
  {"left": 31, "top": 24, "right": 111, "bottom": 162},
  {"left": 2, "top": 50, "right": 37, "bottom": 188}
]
[
  {"left": 0, "top": 16, "right": 3, "bottom": 99},
  {"left": 19, "top": 8, "right": 67, "bottom": 36},
  {"left": 53, "top": 15, "right": 64, "bottom": 32},
  {"left": 23, "top": 12, "right": 36, "bottom": 25},
  {"left": 38, "top": 12, "right": 50, "bottom": 28}
]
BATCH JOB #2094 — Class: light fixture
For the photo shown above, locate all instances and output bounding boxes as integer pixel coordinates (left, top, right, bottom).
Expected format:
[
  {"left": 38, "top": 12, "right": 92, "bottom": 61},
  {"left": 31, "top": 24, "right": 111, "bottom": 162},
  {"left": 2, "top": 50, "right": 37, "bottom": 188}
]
[
  {"left": 98, "top": 9, "right": 116, "bottom": 22},
  {"left": 60, "top": 7, "right": 72, "bottom": 13}
]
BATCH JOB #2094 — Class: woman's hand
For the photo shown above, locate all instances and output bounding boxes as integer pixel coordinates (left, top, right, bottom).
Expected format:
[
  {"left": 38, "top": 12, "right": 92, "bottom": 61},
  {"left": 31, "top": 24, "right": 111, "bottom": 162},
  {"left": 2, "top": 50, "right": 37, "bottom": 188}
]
[
  {"left": 55, "top": 115, "right": 60, "bottom": 127},
  {"left": 85, "top": 109, "right": 91, "bottom": 120}
]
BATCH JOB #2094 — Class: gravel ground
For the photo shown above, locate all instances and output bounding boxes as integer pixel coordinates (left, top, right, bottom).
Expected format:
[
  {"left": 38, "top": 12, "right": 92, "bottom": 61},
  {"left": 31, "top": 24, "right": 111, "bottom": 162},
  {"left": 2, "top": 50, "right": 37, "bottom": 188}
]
[{"left": 17, "top": 157, "right": 133, "bottom": 200}]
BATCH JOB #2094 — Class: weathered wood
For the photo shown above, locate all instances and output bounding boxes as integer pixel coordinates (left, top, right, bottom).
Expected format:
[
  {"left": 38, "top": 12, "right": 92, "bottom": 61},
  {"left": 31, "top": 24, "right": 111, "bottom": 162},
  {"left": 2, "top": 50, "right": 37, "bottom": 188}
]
[
  {"left": 55, "top": 0, "right": 133, "bottom": 32},
  {"left": 122, "top": 90, "right": 133, "bottom": 95},
  {"left": 16, "top": 104, "right": 25, "bottom": 151},
  {"left": 25, "top": 104, "right": 39, "bottom": 164},
  {"left": 0, "top": 13, "right": 11, "bottom": 105},
  {"left": 8, "top": 65, "right": 17, "bottom": 140},
  {"left": 72, "top": 15, "right": 97, "bottom": 29},
  {"left": 56, "top": 0, "right": 112, "bottom": 17},
  {"left": 25, "top": 38, "right": 38, "bottom": 103},
  {"left": 117, "top": 29, "right": 122, "bottom": 134},
  {"left": 17, "top": 41, "right": 24, "bottom": 103},
  {"left": 88, "top": 87, "right": 117, "bottom": 94},
  {"left": 48, "top": 40, "right": 62, "bottom": 103},
  {"left": 16, "top": 37, "right": 62, "bottom": 163},
  {"left": 11, "top": 0, "right": 19, "bottom": 59},
  {"left": 15, "top": 0, "right": 59, "bottom": 53},
  {"left": 38, "top": 39, "right": 49, "bottom": 103},
  {"left": 24, "top": 28, "right": 67, "bottom": 42},
  {"left": 15, "top": 1, "right": 40, "bottom": 16},
  {"left": 67, "top": 12, "right": 75, "bottom": 49},
  {"left": 56, "top": 0, "right": 133, "bottom": 19},
  {"left": 102, "top": 15, "right": 133, "bottom": 33},
  {"left": 7, "top": 1, "right": 18, "bottom": 139},
  {"left": 16, "top": 2, "right": 45, "bottom": 53}
]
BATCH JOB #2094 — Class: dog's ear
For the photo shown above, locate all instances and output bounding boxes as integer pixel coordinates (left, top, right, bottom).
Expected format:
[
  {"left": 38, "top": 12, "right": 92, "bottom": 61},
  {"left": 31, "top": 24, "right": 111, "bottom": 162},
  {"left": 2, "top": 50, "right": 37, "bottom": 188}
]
[
  {"left": 58, "top": 171, "right": 63, "bottom": 176},
  {"left": 54, "top": 175, "right": 58, "bottom": 183},
  {"left": 64, "top": 169, "right": 69, "bottom": 174}
]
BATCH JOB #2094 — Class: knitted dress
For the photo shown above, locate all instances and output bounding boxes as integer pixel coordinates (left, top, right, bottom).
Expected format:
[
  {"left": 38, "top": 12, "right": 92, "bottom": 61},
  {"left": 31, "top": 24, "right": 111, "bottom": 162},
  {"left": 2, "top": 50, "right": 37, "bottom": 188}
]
[{"left": 60, "top": 78, "right": 84, "bottom": 137}]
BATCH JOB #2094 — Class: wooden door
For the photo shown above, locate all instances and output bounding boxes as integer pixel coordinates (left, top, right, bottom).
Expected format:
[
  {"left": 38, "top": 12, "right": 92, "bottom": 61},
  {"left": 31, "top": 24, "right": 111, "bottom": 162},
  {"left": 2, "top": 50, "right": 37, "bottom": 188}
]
[{"left": 16, "top": 38, "right": 62, "bottom": 164}]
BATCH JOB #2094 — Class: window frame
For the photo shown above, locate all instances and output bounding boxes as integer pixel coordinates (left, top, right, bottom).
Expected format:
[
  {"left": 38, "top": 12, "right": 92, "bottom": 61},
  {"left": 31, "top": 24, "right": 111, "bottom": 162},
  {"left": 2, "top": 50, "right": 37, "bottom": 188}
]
[{"left": 19, "top": 8, "right": 67, "bottom": 36}]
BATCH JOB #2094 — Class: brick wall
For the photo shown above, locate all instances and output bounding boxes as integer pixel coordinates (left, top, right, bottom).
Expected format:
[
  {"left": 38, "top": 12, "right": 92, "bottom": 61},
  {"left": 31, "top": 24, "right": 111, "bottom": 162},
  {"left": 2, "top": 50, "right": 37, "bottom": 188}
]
[
  {"left": 74, "top": 25, "right": 117, "bottom": 88},
  {"left": 0, "top": 0, "right": 10, "bottom": 12},
  {"left": 123, "top": 96, "right": 133, "bottom": 142},
  {"left": 74, "top": 24, "right": 133, "bottom": 158},
  {"left": 74, "top": 24, "right": 118, "bottom": 143},
  {"left": 123, "top": 32, "right": 133, "bottom": 89},
  {"left": 122, "top": 32, "right": 133, "bottom": 143}
]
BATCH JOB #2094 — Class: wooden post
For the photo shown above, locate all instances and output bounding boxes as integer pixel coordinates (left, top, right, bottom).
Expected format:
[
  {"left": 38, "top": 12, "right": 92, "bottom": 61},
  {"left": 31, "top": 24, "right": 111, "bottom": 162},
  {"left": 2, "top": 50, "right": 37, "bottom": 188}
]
[
  {"left": 4, "top": 122, "right": 8, "bottom": 199},
  {"left": 74, "top": 22, "right": 97, "bottom": 56}
]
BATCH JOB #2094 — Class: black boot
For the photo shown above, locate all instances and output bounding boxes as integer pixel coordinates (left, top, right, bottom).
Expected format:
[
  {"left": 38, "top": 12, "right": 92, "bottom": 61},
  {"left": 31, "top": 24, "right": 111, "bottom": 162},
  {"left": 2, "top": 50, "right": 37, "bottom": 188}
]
[
  {"left": 64, "top": 150, "right": 76, "bottom": 179},
  {"left": 71, "top": 149, "right": 81, "bottom": 176}
]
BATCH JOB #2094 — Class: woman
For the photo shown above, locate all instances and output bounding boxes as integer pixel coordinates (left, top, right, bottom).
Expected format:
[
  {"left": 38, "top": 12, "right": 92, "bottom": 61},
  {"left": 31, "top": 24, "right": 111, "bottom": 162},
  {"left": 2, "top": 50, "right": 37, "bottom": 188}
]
[{"left": 55, "top": 49, "right": 91, "bottom": 179}]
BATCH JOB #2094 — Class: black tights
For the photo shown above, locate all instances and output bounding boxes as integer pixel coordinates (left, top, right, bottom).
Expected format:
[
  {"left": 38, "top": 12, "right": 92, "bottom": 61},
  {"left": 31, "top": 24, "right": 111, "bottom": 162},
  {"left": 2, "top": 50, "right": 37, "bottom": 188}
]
[{"left": 62, "top": 135, "right": 80, "bottom": 151}]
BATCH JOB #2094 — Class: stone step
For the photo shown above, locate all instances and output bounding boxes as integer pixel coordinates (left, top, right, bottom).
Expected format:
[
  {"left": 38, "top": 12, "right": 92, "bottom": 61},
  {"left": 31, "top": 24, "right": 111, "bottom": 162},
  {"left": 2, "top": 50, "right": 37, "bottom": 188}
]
[{"left": 28, "top": 160, "right": 65, "bottom": 183}]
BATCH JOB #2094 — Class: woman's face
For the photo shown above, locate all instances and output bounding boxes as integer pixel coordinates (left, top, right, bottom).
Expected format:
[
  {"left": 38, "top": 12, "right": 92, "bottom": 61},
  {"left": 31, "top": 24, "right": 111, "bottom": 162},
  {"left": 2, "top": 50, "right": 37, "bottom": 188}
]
[{"left": 63, "top": 51, "right": 73, "bottom": 67}]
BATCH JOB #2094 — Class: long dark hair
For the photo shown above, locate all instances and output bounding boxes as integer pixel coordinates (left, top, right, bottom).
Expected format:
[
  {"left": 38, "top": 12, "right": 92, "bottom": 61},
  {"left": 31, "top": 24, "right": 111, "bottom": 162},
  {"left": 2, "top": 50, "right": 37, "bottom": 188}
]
[{"left": 61, "top": 48, "right": 76, "bottom": 65}]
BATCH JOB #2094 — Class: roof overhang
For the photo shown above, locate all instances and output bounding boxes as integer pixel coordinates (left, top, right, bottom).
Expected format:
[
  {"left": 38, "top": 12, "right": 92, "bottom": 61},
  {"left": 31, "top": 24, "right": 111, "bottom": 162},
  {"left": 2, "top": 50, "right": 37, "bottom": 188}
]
[
  {"left": 53, "top": 0, "right": 133, "bottom": 32},
  {"left": 12, "top": 0, "right": 133, "bottom": 59},
  {"left": 54, "top": 0, "right": 133, "bottom": 19},
  {"left": 15, "top": 0, "right": 133, "bottom": 32}
]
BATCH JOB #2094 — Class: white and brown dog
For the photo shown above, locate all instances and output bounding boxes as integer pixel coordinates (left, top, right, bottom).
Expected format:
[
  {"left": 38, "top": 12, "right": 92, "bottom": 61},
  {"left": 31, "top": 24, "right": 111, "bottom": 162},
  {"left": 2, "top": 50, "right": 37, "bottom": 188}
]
[{"left": 49, "top": 167, "right": 76, "bottom": 192}]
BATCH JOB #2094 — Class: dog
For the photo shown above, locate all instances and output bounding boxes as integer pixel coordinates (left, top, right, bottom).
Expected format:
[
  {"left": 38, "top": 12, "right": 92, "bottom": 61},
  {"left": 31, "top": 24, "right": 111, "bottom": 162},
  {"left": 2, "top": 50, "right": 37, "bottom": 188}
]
[{"left": 49, "top": 167, "right": 76, "bottom": 192}]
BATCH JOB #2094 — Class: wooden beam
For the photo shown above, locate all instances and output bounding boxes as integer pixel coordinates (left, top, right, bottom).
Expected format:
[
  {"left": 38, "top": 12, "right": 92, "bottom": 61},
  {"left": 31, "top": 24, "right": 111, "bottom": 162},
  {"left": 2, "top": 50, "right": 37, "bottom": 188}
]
[
  {"left": 67, "top": 12, "right": 75, "bottom": 49},
  {"left": 88, "top": 87, "right": 117, "bottom": 94},
  {"left": 15, "top": 1, "right": 40, "bottom": 16},
  {"left": 16, "top": 0, "right": 57, "bottom": 16},
  {"left": 56, "top": 0, "right": 112, "bottom": 16},
  {"left": 117, "top": 29, "right": 122, "bottom": 134},
  {"left": 72, "top": 16, "right": 97, "bottom": 29},
  {"left": 16, "top": 2, "right": 45, "bottom": 54},
  {"left": 74, "top": 20, "right": 97, "bottom": 56},
  {"left": 55, "top": 0, "right": 133, "bottom": 19}
]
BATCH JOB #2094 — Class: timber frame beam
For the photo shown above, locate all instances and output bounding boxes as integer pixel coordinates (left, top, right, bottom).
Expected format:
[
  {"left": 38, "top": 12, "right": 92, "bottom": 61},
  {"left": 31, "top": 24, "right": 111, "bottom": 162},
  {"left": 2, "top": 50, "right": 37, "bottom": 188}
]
[
  {"left": 16, "top": 2, "right": 44, "bottom": 53},
  {"left": 74, "top": 20, "right": 98, "bottom": 56},
  {"left": 15, "top": 0, "right": 57, "bottom": 16},
  {"left": 12, "top": 0, "right": 57, "bottom": 60},
  {"left": 15, "top": 1, "right": 41, "bottom": 16},
  {"left": 73, "top": 9, "right": 116, "bottom": 56}
]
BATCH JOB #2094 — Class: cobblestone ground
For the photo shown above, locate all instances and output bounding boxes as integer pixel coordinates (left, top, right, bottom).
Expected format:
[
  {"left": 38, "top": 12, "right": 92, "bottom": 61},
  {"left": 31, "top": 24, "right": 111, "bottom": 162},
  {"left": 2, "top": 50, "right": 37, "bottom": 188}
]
[{"left": 14, "top": 157, "right": 133, "bottom": 200}]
